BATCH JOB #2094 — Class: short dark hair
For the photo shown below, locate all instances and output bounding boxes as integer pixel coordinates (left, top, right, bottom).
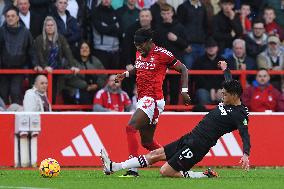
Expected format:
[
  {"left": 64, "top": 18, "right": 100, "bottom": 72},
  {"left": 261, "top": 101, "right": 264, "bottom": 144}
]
[
  {"left": 220, "top": 0, "right": 234, "bottom": 4},
  {"left": 160, "top": 3, "right": 174, "bottom": 12},
  {"left": 222, "top": 80, "right": 243, "bottom": 97},
  {"left": 134, "top": 28, "right": 153, "bottom": 44},
  {"left": 4, "top": 5, "right": 19, "bottom": 16},
  {"left": 252, "top": 18, "right": 265, "bottom": 26}
]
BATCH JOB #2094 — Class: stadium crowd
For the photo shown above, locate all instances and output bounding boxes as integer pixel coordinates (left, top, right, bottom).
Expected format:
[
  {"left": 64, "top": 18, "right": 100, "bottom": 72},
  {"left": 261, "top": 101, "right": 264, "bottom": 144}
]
[{"left": 0, "top": 0, "right": 284, "bottom": 112}]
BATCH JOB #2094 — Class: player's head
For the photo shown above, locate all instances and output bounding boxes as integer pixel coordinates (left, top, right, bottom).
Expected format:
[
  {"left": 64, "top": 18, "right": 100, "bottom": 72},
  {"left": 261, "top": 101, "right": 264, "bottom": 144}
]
[
  {"left": 134, "top": 28, "right": 154, "bottom": 56},
  {"left": 222, "top": 80, "right": 243, "bottom": 105}
]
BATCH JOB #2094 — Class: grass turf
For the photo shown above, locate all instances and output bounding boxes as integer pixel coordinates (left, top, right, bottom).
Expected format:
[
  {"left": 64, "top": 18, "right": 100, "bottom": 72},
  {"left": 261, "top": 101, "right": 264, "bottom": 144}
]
[{"left": 0, "top": 168, "right": 283, "bottom": 189}]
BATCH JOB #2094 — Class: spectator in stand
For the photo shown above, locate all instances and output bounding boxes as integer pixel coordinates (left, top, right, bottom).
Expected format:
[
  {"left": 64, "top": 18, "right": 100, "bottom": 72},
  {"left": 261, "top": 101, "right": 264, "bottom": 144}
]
[
  {"left": 93, "top": 74, "right": 132, "bottom": 112},
  {"left": 263, "top": 6, "right": 284, "bottom": 41},
  {"left": 191, "top": 37, "right": 233, "bottom": 105},
  {"left": 261, "top": 0, "right": 284, "bottom": 33},
  {"left": 0, "top": 0, "right": 12, "bottom": 26},
  {"left": 242, "top": 68, "right": 281, "bottom": 112},
  {"left": 240, "top": 0, "right": 264, "bottom": 18},
  {"left": 83, "top": 0, "right": 99, "bottom": 43},
  {"left": 23, "top": 75, "right": 51, "bottom": 112},
  {"left": 29, "top": 0, "right": 52, "bottom": 18},
  {"left": 212, "top": 0, "right": 243, "bottom": 57},
  {"left": 155, "top": 3, "right": 188, "bottom": 105},
  {"left": 116, "top": 0, "right": 139, "bottom": 35},
  {"left": 120, "top": 8, "right": 152, "bottom": 98},
  {"left": 177, "top": 0, "right": 208, "bottom": 69},
  {"left": 64, "top": 41, "right": 107, "bottom": 104},
  {"left": 244, "top": 18, "right": 268, "bottom": 59},
  {"left": 0, "top": 6, "right": 37, "bottom": 105},
  {"left": 17, "top": 0, "right": 44, "bottom": 39},
  {"left": 227, "top": 38, "right": 256, "bottom": 83},
  {"left": 257, "top": 35, "right": 284, "bottom": 90},
  {"left": 52, "top": 0, "right": 81, "bottom": 59},
  {"left": 150, "top": 0, "right": 166, "bottom": 28},
  {"left": 91, "top": 0, "right": 121, "bottom": 69},
  {"left": 66, "top": 0, "right": 86, "bottom": 37},
  {"left": 239, "top": 3, "right": 251, "bottom": 35},
  {"left": 34, "top": 16, "right": 80, "bottom": 103}
]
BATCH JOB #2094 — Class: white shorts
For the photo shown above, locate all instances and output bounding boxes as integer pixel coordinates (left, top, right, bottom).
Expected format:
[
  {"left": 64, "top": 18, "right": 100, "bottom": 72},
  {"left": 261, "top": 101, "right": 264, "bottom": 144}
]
[{"left": 136, "top": 96, "right": 165, "bottom": 124}]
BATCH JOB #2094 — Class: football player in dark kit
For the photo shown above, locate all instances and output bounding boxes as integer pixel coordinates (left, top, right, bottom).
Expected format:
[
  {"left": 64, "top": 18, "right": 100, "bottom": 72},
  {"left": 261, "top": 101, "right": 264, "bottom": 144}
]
[{"left": 101, "top": 61, "right": 250, "bottom": 178}]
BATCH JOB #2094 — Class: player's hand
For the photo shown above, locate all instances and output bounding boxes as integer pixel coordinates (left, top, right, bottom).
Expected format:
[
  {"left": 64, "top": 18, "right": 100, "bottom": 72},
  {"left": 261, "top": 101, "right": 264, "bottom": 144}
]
[
  {"left": 115, "top": 73, "right": 125, "bottom": 83},
  {"left": 218, "top": 61, "right": 227, "bottom": 71},
  {"left": 239, "top": 153, "right": 250, "bottom": 171},
  {"left": 181, "top": 92, "right": 191, "bottom": 105}
]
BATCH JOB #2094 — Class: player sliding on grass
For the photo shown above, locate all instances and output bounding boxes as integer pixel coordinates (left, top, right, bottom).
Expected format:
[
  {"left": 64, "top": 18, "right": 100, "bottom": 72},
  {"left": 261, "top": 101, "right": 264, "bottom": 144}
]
[
  {"left": 102, "top": 61, "right": 251, "bottom": 178},
  {"left": 115, "top": 28, "right": 190, "bottom": 177}
]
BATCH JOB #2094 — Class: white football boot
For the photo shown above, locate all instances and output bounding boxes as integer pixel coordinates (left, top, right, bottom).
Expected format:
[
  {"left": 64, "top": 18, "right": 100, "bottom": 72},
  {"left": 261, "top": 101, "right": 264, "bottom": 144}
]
[{"left": 100, "top": 149, "right": 113, "bottom": 175}]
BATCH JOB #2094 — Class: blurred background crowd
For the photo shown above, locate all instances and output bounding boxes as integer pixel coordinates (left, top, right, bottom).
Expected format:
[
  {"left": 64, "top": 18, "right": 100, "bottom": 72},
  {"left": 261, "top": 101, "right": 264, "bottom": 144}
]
[{"left": 0, "top": 0, "right": 284, "bottom": 112}]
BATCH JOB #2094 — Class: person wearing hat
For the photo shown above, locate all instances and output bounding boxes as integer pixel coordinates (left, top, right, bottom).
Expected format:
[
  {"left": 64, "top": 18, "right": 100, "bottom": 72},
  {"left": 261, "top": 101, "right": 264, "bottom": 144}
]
[
  {"left": 115, "top": 28, "right": 190, "bottom": 177},
  {"left": 257, "top": 35, "right": 284, "bottom": 90},
  {"left": 192, "top": 37, "right": 234, "bottom": 105}
]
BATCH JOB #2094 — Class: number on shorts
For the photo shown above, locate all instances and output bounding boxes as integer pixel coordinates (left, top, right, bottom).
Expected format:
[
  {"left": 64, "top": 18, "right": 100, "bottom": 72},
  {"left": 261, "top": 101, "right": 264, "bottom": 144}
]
[
  {"left": 142, "top": 99, "right": 153, "bottom": 109},
  {"left": 180, "top": 148, "right": 193, "bottom": 159}
]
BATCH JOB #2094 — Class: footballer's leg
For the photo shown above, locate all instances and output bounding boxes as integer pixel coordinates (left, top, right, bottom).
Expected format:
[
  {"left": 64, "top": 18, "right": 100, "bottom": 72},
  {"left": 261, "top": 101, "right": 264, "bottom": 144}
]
[
  {"left": 101, "top": 148, "right": 166, "bottom": 175},
  {"left": 163, "top": 142, "right": 218, "bottom": 178},
  {"left": 139, "top": 124, "right": 162, "bottom": 151},
  {"left": 124, "top": 109, "right": 150, "bottom": 176}
]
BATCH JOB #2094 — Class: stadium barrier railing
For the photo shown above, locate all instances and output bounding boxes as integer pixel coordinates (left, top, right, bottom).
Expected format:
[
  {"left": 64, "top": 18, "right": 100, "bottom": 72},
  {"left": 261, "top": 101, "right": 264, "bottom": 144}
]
[{"left": 1, "top": 69, "right": 284, "bottom": 111}]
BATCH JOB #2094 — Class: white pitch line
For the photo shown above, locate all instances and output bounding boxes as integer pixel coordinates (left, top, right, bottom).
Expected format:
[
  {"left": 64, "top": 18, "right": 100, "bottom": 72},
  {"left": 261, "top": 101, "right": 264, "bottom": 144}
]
[{"left": 0, "top": 186, "right": 55, "bottom": 189}]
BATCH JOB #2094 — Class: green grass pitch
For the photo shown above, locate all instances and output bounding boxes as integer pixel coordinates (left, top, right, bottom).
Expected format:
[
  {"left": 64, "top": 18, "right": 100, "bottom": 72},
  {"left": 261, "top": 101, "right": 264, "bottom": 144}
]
[{"left": 0, "top": 168, "right": 284, "bottom": 189}]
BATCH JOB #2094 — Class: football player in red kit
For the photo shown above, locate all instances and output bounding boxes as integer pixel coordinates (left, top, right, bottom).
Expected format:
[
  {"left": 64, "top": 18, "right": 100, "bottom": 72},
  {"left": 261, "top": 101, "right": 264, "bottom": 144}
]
[{"left": 115, "top": 28, "right": 190, "bottom": 177}]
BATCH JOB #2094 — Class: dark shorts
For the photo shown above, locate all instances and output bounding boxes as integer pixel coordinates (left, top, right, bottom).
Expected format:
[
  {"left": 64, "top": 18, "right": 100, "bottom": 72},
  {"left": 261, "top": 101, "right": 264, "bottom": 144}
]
[{"left": 164, "top": 133, "right": 209, "bottom": 172}]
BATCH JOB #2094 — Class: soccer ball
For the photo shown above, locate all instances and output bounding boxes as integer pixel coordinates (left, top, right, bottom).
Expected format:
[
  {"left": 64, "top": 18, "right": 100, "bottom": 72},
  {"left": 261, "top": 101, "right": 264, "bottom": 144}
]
[{"left": 39, "top": 158, "right": 60, "bottom": 178}]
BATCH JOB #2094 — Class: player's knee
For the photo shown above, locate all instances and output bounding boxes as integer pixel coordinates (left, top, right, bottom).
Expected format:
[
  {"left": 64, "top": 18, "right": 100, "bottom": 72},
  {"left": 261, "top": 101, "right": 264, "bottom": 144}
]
[{"left": 160, "top": 166, "right": 171, "bottom": 177}]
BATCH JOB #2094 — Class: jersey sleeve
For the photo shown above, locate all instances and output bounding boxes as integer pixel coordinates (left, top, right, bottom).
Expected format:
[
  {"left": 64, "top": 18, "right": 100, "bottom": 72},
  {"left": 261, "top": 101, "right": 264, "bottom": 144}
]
[
  {"left": 235, "top": 111, "right": 251, "bottom": 156},
  {"left": 159, "top": 48, "right": 177, "bottom": 68}
]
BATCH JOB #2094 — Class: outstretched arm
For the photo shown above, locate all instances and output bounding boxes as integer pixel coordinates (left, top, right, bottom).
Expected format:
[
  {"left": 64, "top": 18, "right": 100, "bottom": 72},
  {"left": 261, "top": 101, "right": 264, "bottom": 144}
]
[
  {"left": 172, "top": 60, "right": 191, "bottom": 105},
  {"left": 219, "top": 61, "right": 233, "bottom": 81},
  {"left": 238, "top": 125, "right": 251, "bottom": 171},
  {"left": 115, "top": 67, "right": 136, "bottom": 83}
]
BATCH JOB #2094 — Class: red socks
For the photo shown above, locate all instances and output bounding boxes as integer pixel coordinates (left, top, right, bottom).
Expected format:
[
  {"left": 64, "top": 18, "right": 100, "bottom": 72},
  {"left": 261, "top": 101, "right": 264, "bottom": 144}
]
[
  {"left": 142, "top": 141, "right": 162, "bottom": 151},
  {"left": 126, "top": 125, "right": 139, "bottom": 157}
]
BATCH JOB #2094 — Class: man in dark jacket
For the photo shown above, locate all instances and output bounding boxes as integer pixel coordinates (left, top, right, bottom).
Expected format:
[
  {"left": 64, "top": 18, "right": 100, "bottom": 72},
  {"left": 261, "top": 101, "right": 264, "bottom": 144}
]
[
  {"left": 212, "top": 0, "right": 243, "bottom": 55},
  {"left": 155, "top": 3, "right": 188, "bottom": 105},
  {"left": 91, "top": 0, "right": 121, "bottom": 69},
  {"left": 17, "top": 0, "right": 44, "bottom": 39},
  {"left": 0, "top": 6, "right": 37, "bottom": 104},
  {"left": 244, "top": 19, "right": 268, "bottom": 59},
  {"left": 116, "top": 0, "right": 139, "bottom": 35},
  {"left": 177, "top": 0, "right": 208, "bottom": 69},
  {"left": 191, "top": 37, "right": 234, "bottom": 105},
  {"left": 52, "top": 0, "right": 81, "bottom": 59}
]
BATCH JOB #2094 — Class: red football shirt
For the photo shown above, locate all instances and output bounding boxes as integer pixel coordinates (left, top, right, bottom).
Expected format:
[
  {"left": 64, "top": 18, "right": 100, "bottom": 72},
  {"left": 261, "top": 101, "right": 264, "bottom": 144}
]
[
  {"left": 94, "top": 89, "right": 131, "bottom": 112},
  {"left": 135, "top": 44, "right": 178, "bottom": 100}
]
